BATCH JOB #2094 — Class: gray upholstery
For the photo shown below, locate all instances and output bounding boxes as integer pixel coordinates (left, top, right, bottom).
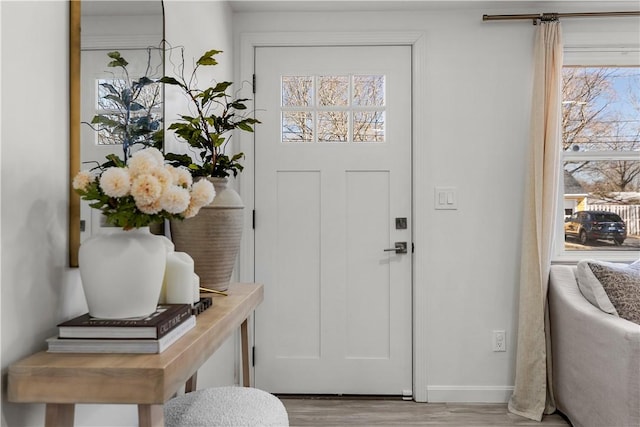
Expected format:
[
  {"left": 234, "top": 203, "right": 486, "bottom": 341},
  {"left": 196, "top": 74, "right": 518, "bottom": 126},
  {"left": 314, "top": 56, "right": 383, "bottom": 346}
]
[
  {"left": 165, "top": 386, "right": 289, "bottom": 427},
  {"left": 549, "top": 265, "right": 640, "bottom": 427}
]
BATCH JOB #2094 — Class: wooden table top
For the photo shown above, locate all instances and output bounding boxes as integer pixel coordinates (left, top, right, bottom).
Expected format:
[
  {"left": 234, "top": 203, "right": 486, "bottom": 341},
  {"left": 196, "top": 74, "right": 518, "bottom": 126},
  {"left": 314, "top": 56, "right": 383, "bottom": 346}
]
[{"left": 8, "top": 283, "right": 263, "bottom": 405}]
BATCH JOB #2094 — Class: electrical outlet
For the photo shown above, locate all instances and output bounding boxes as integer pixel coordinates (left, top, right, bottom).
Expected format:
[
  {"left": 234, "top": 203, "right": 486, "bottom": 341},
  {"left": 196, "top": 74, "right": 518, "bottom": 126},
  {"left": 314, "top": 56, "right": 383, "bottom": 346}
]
[{"left": 493, "top": 330, "right": 506, "bottom": 352}]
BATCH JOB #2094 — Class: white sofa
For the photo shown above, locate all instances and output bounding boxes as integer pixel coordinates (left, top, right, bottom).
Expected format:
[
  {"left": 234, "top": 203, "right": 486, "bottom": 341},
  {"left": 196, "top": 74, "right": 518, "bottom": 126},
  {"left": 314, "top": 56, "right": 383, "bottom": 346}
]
[{"left": 549, "top": 265, "right": 640, "bottom": 427}]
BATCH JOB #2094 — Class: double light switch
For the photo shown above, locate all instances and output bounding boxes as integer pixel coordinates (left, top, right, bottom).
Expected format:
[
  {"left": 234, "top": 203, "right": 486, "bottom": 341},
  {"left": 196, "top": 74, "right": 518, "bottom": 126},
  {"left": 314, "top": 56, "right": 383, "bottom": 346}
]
[{"left": 435, "top": 187, "right": 458, "bottom": 210}]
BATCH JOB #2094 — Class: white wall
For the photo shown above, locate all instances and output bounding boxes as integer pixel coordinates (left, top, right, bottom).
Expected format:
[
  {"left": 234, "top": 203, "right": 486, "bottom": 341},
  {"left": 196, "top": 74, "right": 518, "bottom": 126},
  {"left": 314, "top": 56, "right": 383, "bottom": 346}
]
[
  {"left": 231, "top": 3, "right": 640, "bottom": 402},
  {"left": 1, "top": 2, "right": 86, "bottom": 426},
  {"left": 1, "top": 2, "right": 637, "bottom": 425},
  {"left": 1, "top": 2, "right": 236, "bottom": 426}
]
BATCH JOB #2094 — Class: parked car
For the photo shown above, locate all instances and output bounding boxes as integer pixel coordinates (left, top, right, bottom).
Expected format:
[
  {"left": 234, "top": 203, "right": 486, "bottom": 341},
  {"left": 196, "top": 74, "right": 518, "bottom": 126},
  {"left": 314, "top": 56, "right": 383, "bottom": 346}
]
[{"left": 564, "top": 210, "right": 627, "bottom": 246}]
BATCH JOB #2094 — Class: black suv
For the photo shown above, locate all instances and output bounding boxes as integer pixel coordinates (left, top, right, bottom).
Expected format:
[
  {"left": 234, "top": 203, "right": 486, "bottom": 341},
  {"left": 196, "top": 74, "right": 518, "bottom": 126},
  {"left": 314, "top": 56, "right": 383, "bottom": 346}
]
[{"left": 564, "top": 210, "right": 627, "bottom": 246}]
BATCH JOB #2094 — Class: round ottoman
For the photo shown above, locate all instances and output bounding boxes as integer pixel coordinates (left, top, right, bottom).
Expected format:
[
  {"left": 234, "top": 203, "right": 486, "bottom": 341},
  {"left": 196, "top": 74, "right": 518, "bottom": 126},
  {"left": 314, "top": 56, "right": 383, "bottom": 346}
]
[{"left": 164, "top": 386, "right": 289, "bottom": 427}]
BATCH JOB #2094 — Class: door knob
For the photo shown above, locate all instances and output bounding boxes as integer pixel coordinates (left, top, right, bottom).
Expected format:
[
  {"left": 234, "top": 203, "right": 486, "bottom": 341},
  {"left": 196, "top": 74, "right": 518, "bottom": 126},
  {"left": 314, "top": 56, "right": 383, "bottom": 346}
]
[{"left": 383, "top": 242, "right": 407, "bottom": 254}]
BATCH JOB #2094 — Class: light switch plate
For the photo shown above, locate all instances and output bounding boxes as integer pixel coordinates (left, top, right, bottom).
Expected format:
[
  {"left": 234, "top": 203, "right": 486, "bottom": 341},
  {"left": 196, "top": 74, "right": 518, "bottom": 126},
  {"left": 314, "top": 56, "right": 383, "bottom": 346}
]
[{"left": 435, "top": 187, "right": 458, "bottom": 210}]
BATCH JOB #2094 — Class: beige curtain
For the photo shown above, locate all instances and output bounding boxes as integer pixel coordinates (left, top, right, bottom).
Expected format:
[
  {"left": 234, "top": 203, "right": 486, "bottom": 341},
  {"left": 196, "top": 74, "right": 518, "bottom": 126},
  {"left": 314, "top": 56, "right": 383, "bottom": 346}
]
[{"left": 508, "top": 20, "right": 563, "bottom": 422}]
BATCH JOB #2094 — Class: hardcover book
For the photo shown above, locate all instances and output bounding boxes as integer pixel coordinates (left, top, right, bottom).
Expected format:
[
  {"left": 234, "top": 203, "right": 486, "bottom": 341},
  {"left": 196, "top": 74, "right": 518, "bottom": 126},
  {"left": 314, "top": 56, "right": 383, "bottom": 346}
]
[
  {"left": 48, "top": 316, "right": 196, "bottom": 354},
  {"left": 58, "top": 304, "right": 192, "bottom": 339}
]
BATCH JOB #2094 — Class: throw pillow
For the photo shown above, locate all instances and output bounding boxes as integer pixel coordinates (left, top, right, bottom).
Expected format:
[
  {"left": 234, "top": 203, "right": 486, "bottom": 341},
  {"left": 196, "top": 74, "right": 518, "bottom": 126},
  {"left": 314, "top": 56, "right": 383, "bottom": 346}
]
[
  {"left": 576, "top": 260, "right": 619, "bottom": 315},
  {"left": 579, "top": 260, "right": 640, "bottom": 325}
]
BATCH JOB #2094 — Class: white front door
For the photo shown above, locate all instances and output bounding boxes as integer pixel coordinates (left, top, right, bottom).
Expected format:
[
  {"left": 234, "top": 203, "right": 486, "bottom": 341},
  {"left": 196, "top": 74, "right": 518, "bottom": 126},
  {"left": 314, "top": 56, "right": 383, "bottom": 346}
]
[{"left": 254, "top": 45, "right": 412, "bottom": 395}]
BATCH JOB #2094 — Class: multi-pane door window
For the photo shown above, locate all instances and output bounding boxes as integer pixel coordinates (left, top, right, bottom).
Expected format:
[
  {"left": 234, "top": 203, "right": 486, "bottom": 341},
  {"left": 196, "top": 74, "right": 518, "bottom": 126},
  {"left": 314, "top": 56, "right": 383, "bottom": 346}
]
[
  {"left": 281, "top": 75, "right": 386, "bottom": 143},
  {"left": 561, "top": 66, "right": 640, "bottom": 253}
]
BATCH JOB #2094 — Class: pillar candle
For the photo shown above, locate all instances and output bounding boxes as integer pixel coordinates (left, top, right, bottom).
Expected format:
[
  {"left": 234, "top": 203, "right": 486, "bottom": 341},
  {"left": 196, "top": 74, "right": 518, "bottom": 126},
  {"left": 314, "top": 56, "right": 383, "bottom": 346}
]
[
  {"left": 158, "top": 236, "right": 176, "bottom": 304},
  {"left": 164, "top": 252, "right": 195, "bottom": 305},
  {"left": 193, "top": 273, "right": 200, "bottom": 303}
]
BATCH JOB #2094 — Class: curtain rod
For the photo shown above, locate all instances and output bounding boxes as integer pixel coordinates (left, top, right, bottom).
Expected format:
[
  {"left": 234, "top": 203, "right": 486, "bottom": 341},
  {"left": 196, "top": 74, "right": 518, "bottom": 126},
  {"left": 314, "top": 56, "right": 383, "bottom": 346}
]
[{"left": 483, "top": 11, "right": 640, "bottom": 25}]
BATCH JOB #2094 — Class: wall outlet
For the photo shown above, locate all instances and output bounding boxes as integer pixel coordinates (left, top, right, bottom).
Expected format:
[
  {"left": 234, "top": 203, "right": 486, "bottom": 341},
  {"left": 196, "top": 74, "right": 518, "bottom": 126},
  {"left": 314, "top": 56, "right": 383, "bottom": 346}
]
[{"left": 493, "top": 330, "right": 506, "bottom": 352}]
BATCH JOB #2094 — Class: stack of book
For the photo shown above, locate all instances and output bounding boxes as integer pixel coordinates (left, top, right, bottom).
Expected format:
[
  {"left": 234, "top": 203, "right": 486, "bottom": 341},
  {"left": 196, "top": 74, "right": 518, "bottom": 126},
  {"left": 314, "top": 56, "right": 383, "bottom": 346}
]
[{"left": 47, "top": 304, "right": 196, "bottom": 354}]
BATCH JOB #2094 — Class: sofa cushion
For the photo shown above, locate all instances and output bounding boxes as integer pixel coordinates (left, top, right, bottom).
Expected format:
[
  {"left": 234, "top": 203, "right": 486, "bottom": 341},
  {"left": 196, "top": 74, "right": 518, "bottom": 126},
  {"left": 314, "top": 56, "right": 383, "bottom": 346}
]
[
  {"left": 576, "top": 260, "right": 620, "bottom": 315},
  {"left": 577, "top": 259, "right": 640, "bottom": 325}
]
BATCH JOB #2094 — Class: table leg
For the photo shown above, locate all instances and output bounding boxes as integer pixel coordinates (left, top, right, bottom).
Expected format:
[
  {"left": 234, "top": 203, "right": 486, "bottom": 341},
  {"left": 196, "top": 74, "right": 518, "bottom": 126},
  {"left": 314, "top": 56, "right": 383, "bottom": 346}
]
[
  {"left": 45, "top": 403, "right": 75, "bottom": 427},
  {"left": 185, "top": 371, "right": 198, "bottom": 393},
  {"left": 138, "top": 404, "right": 164, "bottom": 427},
  {"left": 241, "top": 318, "right": 250, "bottom": 387}
]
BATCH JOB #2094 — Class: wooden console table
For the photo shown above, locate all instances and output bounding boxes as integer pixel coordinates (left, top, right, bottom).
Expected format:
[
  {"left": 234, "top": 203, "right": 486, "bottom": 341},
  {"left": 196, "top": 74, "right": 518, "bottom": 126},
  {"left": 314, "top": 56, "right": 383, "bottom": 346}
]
[{"left": 8, "top": 282, "right": 263, "bottom": 427}]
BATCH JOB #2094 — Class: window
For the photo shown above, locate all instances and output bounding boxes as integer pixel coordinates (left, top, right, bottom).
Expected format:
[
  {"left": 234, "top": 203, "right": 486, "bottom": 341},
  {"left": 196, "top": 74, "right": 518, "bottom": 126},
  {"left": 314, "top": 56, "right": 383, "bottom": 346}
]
[
  {"left": 558, "top": 65, "right": 640, "bottom": 259},
  {"left": 94, "top": 78, "right": 162, "bottom": 146},
  {"left": 281, "top": 75, "right": 386, "bottom": 143}
]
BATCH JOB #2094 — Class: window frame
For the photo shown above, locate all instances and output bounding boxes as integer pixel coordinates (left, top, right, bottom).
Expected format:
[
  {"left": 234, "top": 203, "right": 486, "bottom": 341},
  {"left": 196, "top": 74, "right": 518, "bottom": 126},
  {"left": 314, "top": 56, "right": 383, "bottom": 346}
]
[{"left": 553, "top": 37, "right": 640, "bottom": 263}]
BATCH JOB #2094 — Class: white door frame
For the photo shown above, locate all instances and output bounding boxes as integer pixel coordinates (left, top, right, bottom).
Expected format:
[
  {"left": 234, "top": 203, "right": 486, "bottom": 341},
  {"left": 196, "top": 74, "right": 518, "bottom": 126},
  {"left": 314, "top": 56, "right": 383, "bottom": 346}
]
[{"left": 235, "top": 31, "right": 429, "bottom": 402}]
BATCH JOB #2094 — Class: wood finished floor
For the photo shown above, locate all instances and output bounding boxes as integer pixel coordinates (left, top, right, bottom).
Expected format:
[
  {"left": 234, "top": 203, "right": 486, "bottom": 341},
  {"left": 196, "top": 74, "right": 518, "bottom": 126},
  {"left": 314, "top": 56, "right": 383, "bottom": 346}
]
[{"left": 280, "top": 397, "right": 571, "bottom": 426}]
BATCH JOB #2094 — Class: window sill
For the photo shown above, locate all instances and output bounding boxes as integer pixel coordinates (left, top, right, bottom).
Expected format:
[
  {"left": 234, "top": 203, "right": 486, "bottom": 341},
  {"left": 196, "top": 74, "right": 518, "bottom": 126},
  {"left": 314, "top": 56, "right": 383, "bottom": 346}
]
[{"left": 553, "top": 250, "right": 640, "bottom": 265}]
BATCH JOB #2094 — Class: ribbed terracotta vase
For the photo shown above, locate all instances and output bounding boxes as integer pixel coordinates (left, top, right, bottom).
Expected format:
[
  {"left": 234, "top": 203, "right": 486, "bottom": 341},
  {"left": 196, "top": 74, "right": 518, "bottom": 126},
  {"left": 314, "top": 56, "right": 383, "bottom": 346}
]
[{"left": 170, "top": 177, "right": 243, "bottom": 291}]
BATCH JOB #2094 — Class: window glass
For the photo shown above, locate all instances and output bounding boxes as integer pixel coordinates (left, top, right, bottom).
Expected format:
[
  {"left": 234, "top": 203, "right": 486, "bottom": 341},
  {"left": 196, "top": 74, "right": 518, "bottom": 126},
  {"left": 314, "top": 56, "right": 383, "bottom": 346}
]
[
  {"left": 280, "top": 74, "right": 386, "bottom": 143},
  {"left": 561, "top": 67, "right": 640, "bottom": 253},
  {"left": 353, "top": 75, "right": 385, "bottom": 106},
  {"left": 95, "top": 78, "right": 162, "bottom": 146},
  {"left": 282, "top": 76, "right": 313, "bottom": 107},
  {"left": 318, "top": 111, "right": 348, "bottom": 142},
  {"left": 353, "top": 111, "right": 385, "bottom": 142},
  {"left": 318, "top": 76, "right": 349, "bottom": 106},
  {"left": 282, "top": 111, "right": 313, "bottom": 142}
]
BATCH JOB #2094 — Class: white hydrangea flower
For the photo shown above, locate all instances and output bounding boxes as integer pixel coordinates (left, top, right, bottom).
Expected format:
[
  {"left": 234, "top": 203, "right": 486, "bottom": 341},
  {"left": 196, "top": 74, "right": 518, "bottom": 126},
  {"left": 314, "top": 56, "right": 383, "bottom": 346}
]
[
  {"left": 99, "top": 167, "right": 131, "bottom": 198},
  {"left": 151, "top": 166, "right": 173, "bottom": 191},
  {"left": 128, "top": 150, "right": 160, "bottom": 177},
  {"left": 159, "top": 185, "right": 190, "bottom": 214},
  {"left": 72, "top": 170, "right": 93, "bottom": 191},
  {"left": 173, "top": 166, "right": 193, "bottom": 188},
  {"left": 141, "top": 147, "right": 165, "bottom": 166},
  {"left": 136, "top": 199, "right": 162, "bottom": 215},
  {"left": 183, "top": 203, "right": 201, "bottom": 219},
  {"left": 130, "top": 174, "right": 162, "bottom": 205},
  {"left": 190, "top": 179, "right": 216, "bottom": 207}
]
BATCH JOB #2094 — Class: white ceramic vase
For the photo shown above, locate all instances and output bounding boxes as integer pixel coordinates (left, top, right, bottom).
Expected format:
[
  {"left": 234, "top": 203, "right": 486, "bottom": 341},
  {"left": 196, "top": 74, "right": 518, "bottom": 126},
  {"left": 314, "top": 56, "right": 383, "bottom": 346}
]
[
  {"left": 78, "top": 227, "right": 167, "bottom": 319},
  {"left": 170, "top": 177, "right": 244, "bottom": 292}
]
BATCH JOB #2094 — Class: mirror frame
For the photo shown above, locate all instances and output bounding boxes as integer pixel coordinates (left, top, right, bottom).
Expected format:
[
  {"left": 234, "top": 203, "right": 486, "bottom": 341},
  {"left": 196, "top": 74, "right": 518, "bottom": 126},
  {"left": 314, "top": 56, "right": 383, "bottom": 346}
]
[{"left": 69, "top": 0, "right": 81, "bottom": 267}]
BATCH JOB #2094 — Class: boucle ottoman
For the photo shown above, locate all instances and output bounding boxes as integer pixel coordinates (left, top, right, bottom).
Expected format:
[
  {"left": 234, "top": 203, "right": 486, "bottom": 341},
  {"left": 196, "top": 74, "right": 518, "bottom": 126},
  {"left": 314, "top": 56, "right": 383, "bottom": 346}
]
[{"left": 164, "top": 386, "right": 289, "bottom": 426}]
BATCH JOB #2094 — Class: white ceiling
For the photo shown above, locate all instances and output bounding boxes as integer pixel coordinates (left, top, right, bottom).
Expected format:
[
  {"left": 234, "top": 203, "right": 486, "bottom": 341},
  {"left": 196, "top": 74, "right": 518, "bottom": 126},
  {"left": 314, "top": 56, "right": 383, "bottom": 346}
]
[
  {"left": 80, "top": 0, "right": 640, "bottom": 17},
  {"left": 227, "top": 0, "right": 640, "bottom": 13}
]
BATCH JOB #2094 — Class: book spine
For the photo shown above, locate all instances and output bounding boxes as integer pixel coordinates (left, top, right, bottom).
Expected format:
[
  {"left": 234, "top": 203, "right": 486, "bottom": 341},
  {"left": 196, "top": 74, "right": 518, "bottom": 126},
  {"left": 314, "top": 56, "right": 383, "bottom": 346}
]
[{"left": 156, "top": 307, "right": 191, "bottom": 338}]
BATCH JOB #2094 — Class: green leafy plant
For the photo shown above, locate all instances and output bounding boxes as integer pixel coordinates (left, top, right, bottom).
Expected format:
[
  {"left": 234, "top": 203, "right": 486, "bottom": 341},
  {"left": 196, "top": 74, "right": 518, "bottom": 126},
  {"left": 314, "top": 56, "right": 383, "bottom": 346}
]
[
  {"left": 87, "top": 51, "right": 163, "bottom": 162},
  {"left": 160, "top": 49, "right": 259, "bottom": 178}
]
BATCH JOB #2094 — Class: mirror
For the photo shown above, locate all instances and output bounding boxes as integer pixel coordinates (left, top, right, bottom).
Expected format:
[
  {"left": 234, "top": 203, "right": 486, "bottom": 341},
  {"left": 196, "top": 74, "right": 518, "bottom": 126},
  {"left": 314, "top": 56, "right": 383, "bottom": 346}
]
[{"left": 69, "top": 0, "right": 165, "bottom": 267}]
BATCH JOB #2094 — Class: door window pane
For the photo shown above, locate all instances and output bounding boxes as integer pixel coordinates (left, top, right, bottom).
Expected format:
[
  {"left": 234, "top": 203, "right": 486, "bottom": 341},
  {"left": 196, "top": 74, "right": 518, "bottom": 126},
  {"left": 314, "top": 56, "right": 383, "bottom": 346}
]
[
  {"left": 318, "top": 76, "right": 349, "bottom": 106},
  {"left": 318, "top": 111, "right": 348, "bottom": 142},
  {"left": 282, "top": 76, "right": 313, "bottom": 107},
  {"left": 354, "top": 111, "right": 385, "bottom": 142},
  {"left": 353, "top": 75, "right": 385, "bottom": 106},
  {"left": 282, "top": 112, "right": 313, "bottom": 142}
]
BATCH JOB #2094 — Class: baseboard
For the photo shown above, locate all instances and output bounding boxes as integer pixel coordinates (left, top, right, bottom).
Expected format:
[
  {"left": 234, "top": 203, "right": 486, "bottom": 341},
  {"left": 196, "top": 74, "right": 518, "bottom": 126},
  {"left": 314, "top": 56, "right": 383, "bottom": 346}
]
[{"left": 425, "top": 386, "right": 514, "bottom": 403}]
